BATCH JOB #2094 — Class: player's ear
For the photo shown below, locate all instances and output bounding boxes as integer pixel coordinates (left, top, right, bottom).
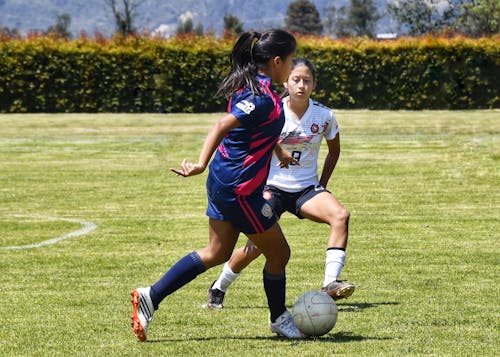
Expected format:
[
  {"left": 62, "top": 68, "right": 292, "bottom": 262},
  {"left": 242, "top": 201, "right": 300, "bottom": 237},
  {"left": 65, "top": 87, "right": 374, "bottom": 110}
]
[{"left": 272, "top": 56, "right": 282, "bottom": 68}]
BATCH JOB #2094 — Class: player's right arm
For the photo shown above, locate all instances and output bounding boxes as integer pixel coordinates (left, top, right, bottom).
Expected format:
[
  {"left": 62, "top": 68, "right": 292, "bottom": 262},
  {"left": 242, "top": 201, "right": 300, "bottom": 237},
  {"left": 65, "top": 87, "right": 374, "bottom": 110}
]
[
  {"left": 171, "top": 113, "right": 241, "bottom": 177},
  {"left": 273, "top": 144, "right": 299, "bottom": 168}
]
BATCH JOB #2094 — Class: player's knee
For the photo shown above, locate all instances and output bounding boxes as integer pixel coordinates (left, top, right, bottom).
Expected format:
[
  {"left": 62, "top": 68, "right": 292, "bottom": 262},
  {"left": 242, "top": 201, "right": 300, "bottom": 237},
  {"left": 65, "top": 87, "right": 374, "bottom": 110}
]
[
  {"left": 338, "top": 207, "right": 350, "bottom": 224},
  {"left": 279, "top": 245, "right": 291, "bottom": 266},
  {"left": 329, "top": 206, "right": 350, "bottom": 227},
  {"left": 200, "top": 248, "right": 232, "bottom": 268},
  {"left": 266, "top": 244, "right": 290, "bottom": 268}
]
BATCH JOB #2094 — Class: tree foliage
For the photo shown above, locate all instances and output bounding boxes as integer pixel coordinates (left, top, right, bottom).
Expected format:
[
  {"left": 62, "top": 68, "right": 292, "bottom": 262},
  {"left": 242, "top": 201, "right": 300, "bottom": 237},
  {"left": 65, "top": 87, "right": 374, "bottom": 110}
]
[
  {"left": 176, "top": 17, "right": 204, "bottom": 36},
  {"left": 0, "top": 24, "right": 21, "bottom": 39},
  {"left": 456, "top": 0, "right": 500, "bottom": 36},
  {"left": 388, "top": 0, "right": 500, "bottom": 37},
  {"left": 45, "top": 13, "right": 72, "bottom": 39},
  {"left": 285, "top": 0, "right": 323, "bottom": 35},
  {"left": 223, "top": 14, "right": 244, "bottom": 37},
  {"left": 104, "top": 0, "right": 140, "bottom": 36},
  {"left": 324, "top": 0, "right": 380, "bottom": 38},
  {"left": 388, "top": 0, "right": 456, "bottom": 36}
]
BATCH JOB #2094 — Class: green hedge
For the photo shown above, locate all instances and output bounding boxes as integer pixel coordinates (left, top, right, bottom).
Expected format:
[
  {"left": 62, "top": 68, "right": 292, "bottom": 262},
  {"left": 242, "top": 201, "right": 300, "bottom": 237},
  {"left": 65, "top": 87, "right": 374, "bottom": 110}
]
[
  {"left": 303, "top": 36, "right": 499, "bottom": 109},
  {"left": 0, "top": 35, "right": 498, "bottom": 112}
]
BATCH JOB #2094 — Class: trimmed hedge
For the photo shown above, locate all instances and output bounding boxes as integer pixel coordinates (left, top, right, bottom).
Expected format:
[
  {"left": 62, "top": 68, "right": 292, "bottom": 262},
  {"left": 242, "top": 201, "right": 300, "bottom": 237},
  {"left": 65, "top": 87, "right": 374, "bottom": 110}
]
[
  {"left": 303, "top": 36, "right": 499, "bottom": 109},
  {"left": 0, "top": 35, "right": 498, "bottom": 112}
]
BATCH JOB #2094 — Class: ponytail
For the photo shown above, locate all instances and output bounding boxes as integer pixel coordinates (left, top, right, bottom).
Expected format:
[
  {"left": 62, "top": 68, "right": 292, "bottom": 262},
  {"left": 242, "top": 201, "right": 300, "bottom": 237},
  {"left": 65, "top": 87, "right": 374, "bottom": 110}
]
[
  {"left": 217, "top": 29, "right": 297, "bottom": 99},
  {"left": 216, "top": 32, "right": 261, "bottom": 98}
]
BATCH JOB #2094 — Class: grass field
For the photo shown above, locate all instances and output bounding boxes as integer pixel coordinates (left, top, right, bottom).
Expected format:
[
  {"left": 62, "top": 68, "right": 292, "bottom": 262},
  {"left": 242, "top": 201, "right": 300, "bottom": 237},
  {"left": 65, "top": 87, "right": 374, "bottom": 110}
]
[{"left": 0, "top": 111, "right": 498, "bottom": 356}]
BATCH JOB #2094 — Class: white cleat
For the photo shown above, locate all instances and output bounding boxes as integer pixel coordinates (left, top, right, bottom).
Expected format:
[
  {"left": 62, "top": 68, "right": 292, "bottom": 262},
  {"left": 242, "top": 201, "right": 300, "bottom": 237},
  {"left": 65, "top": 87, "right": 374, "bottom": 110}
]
[
  {"left": 130, "top": 287, "right": 154, "bottom": 341},
  {"left": 270, "top": 310, "right": 303, "bottom": 339}
]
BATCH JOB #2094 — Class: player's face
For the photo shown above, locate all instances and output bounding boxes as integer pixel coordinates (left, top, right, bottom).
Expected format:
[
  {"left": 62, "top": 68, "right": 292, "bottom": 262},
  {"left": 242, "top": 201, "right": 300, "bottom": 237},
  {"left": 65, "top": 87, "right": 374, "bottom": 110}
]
[
  {"left": 285, "top": 65, "right": 315, "bottom": 101},
  {"left": 274, "top": 53, "right": 295, "bottom": 84}
]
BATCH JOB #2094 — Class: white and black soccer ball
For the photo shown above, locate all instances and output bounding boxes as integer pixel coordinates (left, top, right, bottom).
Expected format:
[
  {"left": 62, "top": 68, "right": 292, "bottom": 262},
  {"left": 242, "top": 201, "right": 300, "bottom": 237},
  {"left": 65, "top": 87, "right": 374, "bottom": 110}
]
[{"left": 292, "top": 290, "right": 338, "bottom": 337}]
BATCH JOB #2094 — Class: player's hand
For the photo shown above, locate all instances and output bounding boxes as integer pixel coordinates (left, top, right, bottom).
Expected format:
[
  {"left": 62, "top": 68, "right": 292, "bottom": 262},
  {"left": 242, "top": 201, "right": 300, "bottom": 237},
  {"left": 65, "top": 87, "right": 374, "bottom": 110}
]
[
  {"left": 171, "top": 159, "right": 205, "bottom": 177},
  {"left": 275, "top": 149, "right": 299, "bottom": 168}
]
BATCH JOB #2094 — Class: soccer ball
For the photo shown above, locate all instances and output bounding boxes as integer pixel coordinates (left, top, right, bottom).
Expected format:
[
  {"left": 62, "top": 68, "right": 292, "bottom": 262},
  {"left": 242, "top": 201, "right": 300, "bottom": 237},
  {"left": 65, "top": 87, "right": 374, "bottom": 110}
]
[{"left": 292, "top": 290, "right": 338, "bottom": 337}]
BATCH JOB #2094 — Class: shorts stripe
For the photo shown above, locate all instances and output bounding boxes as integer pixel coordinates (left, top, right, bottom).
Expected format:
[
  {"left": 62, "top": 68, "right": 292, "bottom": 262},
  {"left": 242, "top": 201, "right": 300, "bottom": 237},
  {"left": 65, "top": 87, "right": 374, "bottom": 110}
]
[{"left": 237, "top": 195, "right": 265, "bottom": 233}]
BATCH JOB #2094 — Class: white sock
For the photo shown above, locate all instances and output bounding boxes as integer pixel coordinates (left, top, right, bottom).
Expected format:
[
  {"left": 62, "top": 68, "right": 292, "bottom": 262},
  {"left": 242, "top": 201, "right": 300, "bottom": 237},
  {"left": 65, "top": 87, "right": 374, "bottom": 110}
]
[
  {"left": 323, "top": 249, "right": 346, "bottom": 287},
  {"left": 213, "top": 262, "right": 241, "bottom": 292}
]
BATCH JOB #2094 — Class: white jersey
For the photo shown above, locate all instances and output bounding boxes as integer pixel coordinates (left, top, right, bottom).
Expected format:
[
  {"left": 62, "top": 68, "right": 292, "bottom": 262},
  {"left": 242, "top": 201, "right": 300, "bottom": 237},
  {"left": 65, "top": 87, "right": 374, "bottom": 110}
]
[{"left": 267, "top": 97, "right": 339, "bottom": 193}]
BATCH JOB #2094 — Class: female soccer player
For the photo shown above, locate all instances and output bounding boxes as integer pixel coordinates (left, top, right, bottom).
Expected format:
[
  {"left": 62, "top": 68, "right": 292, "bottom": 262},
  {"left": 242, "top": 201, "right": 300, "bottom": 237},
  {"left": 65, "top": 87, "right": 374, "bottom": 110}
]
[
  {"left": 130, "top": 29, "right": 303, "bottom": 341},
  {"left": 207, "top": 58, "right": 355, "bottom": 310}
]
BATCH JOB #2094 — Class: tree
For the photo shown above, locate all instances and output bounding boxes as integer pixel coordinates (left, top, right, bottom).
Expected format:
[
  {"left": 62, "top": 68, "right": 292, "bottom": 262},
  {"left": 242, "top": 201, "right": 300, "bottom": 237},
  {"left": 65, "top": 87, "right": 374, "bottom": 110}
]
[
  {"left": 223, "top": 14, "right": 244, "bottom": 37},
  {"left": 388, "top": 0, "right": 499, "bottom": 36},
  {"left": 193, "top": 22, "right": 204, "bottom": 36},
  {"left": 388, "top": 0, "right": 458, "bottom": 36},
  {"left": 456, "top": 0, "right": 500, "bottom": 36},
  {"left": 285, "top": 0, "right": 323, "bottom": 35},
  {"left": 105, "top": 0, "right": 141, "bottom": 36},
  {"left": 45, "top": 13, "right": 72, "bottom": 39},
  {"left": 176, "top": 17, "right": 204, "bottom": 36},
  {"left": 176, "top": 17, "right": 193, "bottom": 35},
  {"left": 324, "top": 5, "right": 349, "bottom": 37},
  {"left": 0, "top": 25, "right": 20, "bottom": 39},
  {"left": 347, "top": 0, "right": 380, "bottom": 37},
  {"left": 324, "top": 0, "right": 380, "bottom": 38}
]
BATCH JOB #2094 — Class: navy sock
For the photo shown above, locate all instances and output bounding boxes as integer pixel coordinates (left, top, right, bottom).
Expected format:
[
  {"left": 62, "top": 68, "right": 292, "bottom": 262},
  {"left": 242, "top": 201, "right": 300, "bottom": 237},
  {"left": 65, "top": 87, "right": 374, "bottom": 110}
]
[
  {"left": 263, "top": 270, "right": 286, "bottom": 323},
  {"left": 149, "top": 252, "right": 206, "bottom": 310}
]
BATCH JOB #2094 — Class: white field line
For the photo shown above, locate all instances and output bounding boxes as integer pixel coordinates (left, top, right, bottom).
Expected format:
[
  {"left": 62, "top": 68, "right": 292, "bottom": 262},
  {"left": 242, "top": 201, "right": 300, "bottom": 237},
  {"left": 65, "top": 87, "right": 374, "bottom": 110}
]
[{"left": 2, "top": 214, "right": 97, "bottom": 250}]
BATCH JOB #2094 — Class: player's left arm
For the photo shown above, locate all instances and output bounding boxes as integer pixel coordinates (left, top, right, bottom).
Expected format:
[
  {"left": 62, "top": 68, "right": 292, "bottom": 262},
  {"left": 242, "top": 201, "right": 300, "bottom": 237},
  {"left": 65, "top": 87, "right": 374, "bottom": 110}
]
[
  {"left": 171, "top": 113, "right": 241, "bottom": 177},
  {"left": 319, "top": 134, "right": 340, "bottom": 188}
]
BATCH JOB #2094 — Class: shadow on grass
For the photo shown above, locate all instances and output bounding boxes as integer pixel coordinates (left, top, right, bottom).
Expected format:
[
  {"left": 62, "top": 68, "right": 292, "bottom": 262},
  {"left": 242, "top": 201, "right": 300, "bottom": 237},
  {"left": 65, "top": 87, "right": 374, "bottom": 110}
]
[
  {"left": 146, "top": 331, "right": 393, "bottom": 344},
  {"left": 145, "top": 301, "right": 400, "bottom": 343},
  {"left": 337, "top": 301, "right": 400, "bottom": 313},
  {"left": 222, "top": 301, "right": 400, "bottom": 312}
]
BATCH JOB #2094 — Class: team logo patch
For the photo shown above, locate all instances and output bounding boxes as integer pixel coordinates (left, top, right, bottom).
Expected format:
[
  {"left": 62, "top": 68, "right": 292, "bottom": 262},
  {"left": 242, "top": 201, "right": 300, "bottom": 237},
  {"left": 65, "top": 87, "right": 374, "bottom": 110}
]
[
  {"left": 236, "top": 100, "right": 255, "bottom": 114},
  {"left": 261, "top": 202, "right": 273, "bottom": 219},
  {"left": 311, "top": 123, "right": 319, "bottom": 133}
]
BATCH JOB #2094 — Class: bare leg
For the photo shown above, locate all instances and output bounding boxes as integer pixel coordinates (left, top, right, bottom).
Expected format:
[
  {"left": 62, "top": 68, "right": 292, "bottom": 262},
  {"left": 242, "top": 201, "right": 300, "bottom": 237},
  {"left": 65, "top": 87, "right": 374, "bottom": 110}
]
[
  {"left": 245, "top": 222, "right": 290, "bottom": 275},
  {"left": 300, "top": 192, "right": 350, "bottom": 249},
  {"left": 300, "top": 191, "right": 354, "bottom": 298},
  {"left": 196, "top": 218, "right": 240, "bottom": 269},
  {"left": 227, "top": 239, "right": 262, "bottom": 273}
]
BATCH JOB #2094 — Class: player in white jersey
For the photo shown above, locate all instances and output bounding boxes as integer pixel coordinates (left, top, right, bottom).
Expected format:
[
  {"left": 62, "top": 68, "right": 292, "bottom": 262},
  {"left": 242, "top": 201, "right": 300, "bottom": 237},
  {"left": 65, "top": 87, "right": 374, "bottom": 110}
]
[{"left": 206, "top": 58, "right": 355, "bottom": 309}]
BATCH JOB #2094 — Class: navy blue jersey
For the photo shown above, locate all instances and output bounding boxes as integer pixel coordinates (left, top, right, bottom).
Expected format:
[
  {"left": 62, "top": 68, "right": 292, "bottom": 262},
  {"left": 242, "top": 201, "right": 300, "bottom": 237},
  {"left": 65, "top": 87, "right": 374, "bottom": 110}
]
[{"left": 208, "top": 75, "right": 285, "bottom": 197}]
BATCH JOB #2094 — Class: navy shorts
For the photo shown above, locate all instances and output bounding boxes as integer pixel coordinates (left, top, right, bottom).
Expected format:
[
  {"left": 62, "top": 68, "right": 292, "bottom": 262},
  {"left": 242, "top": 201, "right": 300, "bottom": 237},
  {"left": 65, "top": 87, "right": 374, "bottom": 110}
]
[
  {"left": 206, "top": 174, "right": 277, "bottom": 234},
  {"left": 262, "top": 184, "right": 330, "bottom": 219}
]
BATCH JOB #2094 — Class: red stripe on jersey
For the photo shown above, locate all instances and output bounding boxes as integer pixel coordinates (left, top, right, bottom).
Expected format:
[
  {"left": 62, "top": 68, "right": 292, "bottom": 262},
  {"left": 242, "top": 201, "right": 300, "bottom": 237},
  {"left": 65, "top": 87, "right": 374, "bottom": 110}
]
[
  {"left": 235, "top": 153, "right": 272, "bottom": 196},
  {"left": 242, "top": 138, "right": 276, "bottom": 168},
  {"left": 258, "top": 80, "right": 282, "bottom": 125},
  {"left": 237, "top": 195, "right": 265, "bottom": 233}
]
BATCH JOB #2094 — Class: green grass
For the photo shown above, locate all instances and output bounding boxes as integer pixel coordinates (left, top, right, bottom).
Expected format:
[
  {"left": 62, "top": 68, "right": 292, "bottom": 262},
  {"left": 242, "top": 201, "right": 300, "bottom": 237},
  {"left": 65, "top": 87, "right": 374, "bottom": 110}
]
[{"left": 0, "top": 111, "right": 498, "bottom": 356}]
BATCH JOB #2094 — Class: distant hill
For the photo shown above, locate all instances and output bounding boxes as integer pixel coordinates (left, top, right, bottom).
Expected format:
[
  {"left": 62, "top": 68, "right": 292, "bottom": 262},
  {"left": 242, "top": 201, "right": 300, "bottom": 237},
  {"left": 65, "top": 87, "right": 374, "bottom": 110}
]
[{"left": 0, "top": 0, "right": 392, "bottom": 37}]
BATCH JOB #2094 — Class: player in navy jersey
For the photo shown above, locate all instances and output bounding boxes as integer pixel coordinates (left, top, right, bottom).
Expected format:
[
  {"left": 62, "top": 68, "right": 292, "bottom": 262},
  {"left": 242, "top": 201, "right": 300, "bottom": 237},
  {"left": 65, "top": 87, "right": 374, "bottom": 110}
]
[
  {"left": 130, "top": 29, "right": 303, "bottom": 341},
  {"left": 207, "top": 58, "right": 355, "bottom": 310}
]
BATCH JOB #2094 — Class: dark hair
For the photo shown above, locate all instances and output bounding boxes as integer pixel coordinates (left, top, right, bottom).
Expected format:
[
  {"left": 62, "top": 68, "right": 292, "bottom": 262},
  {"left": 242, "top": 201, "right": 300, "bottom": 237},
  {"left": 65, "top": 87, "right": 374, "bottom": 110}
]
[
  {"left": 281, "top": 58, "right": 317, "bottom": 98},
  {"left": 217, "top": 29, "right": 297, "bottom": 98},
  {"left": 291, "top": 58, "right": 317, "bottom": 83}
]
